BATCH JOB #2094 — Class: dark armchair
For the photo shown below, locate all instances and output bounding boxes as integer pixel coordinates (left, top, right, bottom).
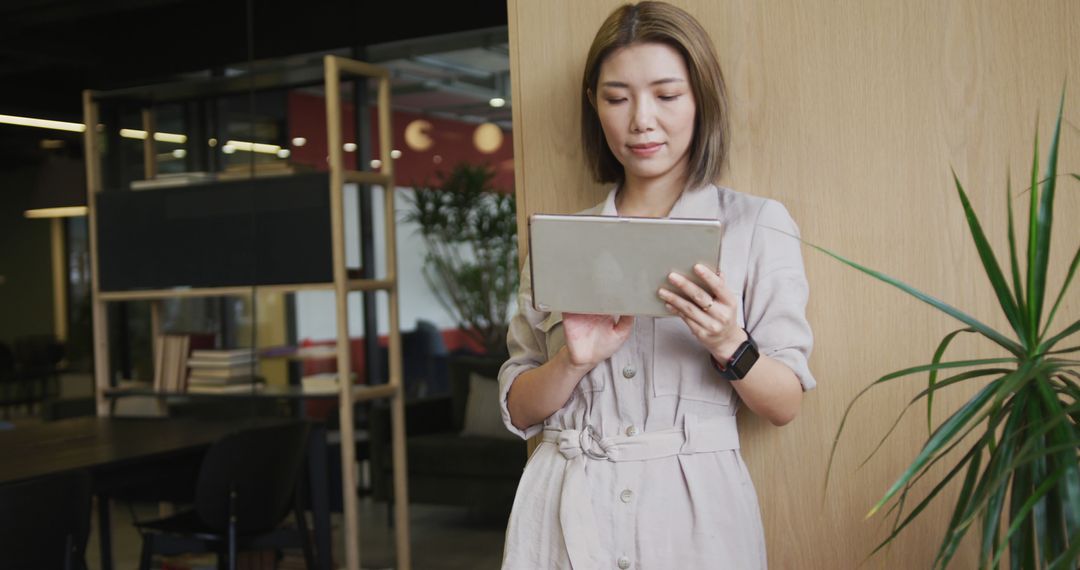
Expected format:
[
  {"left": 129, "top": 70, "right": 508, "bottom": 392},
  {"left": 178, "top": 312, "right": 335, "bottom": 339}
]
[
  {"left": 0, "top": 337, "right": 64, "bottom": 418},
  {"left": 369, "top": 355, "right": 526, "bottom": 517},
  {"left": 376, "top": 319, "right": 450, "bottom": 399}
]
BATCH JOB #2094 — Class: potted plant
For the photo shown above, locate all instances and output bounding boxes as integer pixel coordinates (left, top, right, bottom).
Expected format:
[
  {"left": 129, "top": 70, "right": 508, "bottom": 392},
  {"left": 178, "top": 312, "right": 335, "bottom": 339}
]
[
  {"left": 404, "top": 162, "right": 518, "bottom": 358},
  {"left": 820, "top": 95, "right": 1078, "bottom": 568}
]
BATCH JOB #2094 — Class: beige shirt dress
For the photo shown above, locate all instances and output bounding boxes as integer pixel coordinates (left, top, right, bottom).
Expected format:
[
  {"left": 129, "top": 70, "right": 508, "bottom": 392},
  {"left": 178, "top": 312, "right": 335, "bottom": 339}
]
[{"left": 498, "top": 184, "right": 816, "bottom": 570}]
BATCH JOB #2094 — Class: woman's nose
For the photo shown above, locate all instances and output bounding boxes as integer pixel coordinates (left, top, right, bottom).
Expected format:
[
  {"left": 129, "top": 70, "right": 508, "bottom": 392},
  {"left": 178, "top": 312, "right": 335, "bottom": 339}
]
[{"left": 630, "top": 99, "right": 656, "bottom": 133}]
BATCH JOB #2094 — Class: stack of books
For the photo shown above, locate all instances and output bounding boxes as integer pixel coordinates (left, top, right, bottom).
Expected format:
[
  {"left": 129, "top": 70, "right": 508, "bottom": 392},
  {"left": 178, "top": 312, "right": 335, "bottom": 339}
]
[{"left": 186, "top": 349, "right": 262, "bottom": 394}]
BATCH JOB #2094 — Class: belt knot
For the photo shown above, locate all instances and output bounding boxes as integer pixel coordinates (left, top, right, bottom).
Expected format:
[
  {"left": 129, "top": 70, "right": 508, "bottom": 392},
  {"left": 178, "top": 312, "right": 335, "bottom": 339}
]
[{"left": 556, "top": 425, "right": 609, "bottom": 460}]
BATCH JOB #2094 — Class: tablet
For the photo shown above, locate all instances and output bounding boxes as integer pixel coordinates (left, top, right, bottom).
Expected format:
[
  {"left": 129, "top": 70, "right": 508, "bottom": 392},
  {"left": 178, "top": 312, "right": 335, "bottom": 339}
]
[{"left": 528, "top": 213, "right": 722, "bottom": 317}]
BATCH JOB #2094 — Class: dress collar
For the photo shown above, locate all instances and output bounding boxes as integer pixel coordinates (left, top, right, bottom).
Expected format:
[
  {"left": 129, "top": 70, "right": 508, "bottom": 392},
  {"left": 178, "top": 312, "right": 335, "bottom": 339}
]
[{"left": 599, "top": 183, "right": 720, "bottom": 219}]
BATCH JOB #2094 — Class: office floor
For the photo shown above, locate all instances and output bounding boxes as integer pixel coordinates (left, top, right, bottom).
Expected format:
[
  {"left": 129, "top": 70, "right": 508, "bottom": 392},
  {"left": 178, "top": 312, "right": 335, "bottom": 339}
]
[{"left": 15, "top": 374, "right": 508, "bottom": 570}]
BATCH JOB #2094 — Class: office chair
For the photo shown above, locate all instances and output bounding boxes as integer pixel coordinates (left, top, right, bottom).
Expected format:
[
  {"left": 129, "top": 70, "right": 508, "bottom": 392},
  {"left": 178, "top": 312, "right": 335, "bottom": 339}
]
[
  {"left": 12, "top": 334, "right": 65, "bottom": 406},
  {"left": 135, "top": 421, "right": 317, "bottom": 569},
  {"left": 0, "top": 470, "right": 92, "bottom": 570},
  {"left": 0, "top": 342, "right": 21, "bottom": 418}
]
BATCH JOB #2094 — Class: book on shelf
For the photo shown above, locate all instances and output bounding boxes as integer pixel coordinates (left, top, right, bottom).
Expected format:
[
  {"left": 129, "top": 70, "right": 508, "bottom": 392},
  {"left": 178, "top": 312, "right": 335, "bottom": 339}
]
[
  {"left": 187, "top": 374, "right": 261, "bottom": 387},
  {"left": 188, "top": 349, "right": 255, "bottom": 370},
  {"left": 153, "top": 333, "right": 215, "bottom": 393},
  {"left": 187, "top": 382, "right": 265, "bottom": 395},
  {"left": 153, "top": 334, "right": 189, "bottom": 393},
  {"left": 189, "top": 348, "right": 255, "bottom": 361},
  {"left": 185, "top": 365, "right": 256, "bottom": 379}
]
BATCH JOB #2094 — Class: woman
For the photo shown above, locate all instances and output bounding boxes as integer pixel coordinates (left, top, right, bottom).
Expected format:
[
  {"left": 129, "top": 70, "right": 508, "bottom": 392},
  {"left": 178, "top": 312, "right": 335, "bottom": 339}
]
[{"left": 498, "top": 2, "right": 815, "bottom": 568}]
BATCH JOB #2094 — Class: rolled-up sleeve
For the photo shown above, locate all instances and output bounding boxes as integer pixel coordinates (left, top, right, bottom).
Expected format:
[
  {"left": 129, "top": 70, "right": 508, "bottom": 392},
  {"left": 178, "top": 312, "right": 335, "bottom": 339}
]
[
  {"left": 744, "top": 200, "right": 816, "bottom": 391},
  {"left": 498, "top": 257, "right": 552, "bottom": 439}
]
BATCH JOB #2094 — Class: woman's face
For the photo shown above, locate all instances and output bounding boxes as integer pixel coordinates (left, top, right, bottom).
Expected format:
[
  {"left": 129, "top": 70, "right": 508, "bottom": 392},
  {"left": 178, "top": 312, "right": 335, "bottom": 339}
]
[{"left": 594, "top": 42, "right": 696, "bottom": 187}]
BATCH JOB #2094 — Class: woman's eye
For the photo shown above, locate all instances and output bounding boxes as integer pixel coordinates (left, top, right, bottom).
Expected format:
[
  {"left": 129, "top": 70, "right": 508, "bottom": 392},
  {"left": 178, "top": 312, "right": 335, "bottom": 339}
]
[
  {"left": 605, "top": 97, "right": 627, "bottom": 104},
  {"left": 659, "top": 94, "right": 682, "bottom": 101}
]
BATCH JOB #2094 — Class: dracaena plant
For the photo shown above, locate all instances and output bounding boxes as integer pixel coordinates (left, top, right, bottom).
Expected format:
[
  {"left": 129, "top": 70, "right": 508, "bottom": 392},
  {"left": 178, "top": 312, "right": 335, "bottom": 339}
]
[
  {"left": 404, "top": 162, "right": 518, "bottom": 357},
  {"left": 819, "top": 94, "right": 1079, "bottom": 569}
]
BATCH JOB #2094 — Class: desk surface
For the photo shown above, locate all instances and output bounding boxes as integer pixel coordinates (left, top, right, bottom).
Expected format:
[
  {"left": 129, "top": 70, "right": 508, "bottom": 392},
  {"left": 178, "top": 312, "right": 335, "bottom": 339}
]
[{"left": 0, "top": 416, "right": 284, "bottom": 486}]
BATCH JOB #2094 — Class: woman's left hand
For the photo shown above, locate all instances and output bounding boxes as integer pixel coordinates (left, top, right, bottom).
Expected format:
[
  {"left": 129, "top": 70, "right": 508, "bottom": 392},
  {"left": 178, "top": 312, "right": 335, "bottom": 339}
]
[{"left": 658, "top": 264, "right": 748, "bottom": 361}]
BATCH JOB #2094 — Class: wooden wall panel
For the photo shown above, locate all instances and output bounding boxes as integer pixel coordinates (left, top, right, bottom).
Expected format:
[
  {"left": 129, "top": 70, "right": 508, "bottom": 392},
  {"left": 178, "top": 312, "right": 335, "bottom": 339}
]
[{"left": 508, "top": 1, "right": 1080, "bottom": 567}]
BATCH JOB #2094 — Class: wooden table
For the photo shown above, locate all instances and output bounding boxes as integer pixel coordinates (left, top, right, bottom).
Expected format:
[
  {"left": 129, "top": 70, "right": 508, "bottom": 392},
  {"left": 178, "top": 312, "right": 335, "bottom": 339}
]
[
  {"left": 0, "top": 416, "right": 331, "bottom": 570},
  {"left": 103, "top": 383, "right": 357, "bottom": 418}
]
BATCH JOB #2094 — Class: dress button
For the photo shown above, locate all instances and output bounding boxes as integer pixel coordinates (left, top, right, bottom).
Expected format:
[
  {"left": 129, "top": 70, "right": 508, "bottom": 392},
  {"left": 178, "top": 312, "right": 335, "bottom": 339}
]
[
  {"left": 617, "top": 556, "right": 631, "bottom": 569},
  {"left": 625, "top": 425, "right": 638, "bottom": 437},
  {"left": 622, "top": 365, "right": 636, "bottom": 379},
  {"left": 620, "top": 489, "right": 633, "bottom": 503}
]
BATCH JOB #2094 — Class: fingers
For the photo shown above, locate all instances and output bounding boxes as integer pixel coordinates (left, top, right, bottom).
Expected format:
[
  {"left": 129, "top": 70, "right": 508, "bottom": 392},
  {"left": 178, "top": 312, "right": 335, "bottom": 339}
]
[
  {"left": 658, "top": 287, "right": 712, "bottom": 330},
  {"left": 665, "top": 270, "right": 716, "bottom": 312},
  {"left": 675, "top": 310, "right": 709, "bottom": 337},
  {"left": 613, "top": 315, "right": 635, "bottom": 336},
  {"left": 693, "top": 264, "right": 737, "bottom": 308},
  {"left": 659, "top": 266, "right": 737, "bottom": 335}
]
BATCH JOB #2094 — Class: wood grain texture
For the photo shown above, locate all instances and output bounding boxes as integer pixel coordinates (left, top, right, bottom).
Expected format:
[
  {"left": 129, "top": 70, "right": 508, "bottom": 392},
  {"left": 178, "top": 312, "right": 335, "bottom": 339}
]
[{"left": 508, "top": 1, "right": 1080, "bottom": 567}]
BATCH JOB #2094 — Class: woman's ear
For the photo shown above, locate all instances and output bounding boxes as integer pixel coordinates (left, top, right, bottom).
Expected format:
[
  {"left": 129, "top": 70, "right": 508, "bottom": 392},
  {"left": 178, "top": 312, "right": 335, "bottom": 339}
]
[{"left": 586, "top": 88, "right": 597, "bottom": 109}]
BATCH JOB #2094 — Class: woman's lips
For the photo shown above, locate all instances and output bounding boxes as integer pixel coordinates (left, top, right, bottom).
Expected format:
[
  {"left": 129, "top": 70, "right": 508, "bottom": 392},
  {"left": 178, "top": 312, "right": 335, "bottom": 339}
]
[{"left": 628, "top": 142, "right": 664, "bottom": 157}]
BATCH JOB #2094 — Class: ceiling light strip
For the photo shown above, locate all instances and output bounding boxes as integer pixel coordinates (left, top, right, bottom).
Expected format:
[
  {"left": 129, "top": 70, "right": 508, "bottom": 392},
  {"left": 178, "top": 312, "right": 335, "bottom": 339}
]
[
  {"left": 119, "top": 129, "right": 188, "bottom": 144},
  {"left": 24, "top": 206, "right": 89, "bottom": 219},
  {"left": 225, "top": 140, "right": 281, "bottom": 154},
  {"left": 0, "top": 114, "right": 86, "bottom": 133}
]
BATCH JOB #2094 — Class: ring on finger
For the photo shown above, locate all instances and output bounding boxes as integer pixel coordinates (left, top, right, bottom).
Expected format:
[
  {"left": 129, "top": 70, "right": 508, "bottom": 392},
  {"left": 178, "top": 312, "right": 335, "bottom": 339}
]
[{"left": 700, "top": 297, "right": 715, "bottom": 311}]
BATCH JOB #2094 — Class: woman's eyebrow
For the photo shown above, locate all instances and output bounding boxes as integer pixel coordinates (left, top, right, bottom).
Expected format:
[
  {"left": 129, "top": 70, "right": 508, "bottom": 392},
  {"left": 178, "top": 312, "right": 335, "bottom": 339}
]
[{"left": 600, "top": 77, "right": 687, "bottom": 88}]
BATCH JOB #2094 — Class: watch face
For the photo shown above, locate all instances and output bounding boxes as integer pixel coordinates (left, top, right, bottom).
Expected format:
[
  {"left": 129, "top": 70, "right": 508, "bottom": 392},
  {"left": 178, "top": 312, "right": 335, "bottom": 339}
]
[{"left": 731, "top": 343, "right": 760, "bottom": 379}]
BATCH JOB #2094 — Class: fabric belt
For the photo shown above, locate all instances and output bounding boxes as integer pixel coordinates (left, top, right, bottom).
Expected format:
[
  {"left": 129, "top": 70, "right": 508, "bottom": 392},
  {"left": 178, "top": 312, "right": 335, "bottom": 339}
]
[{"left": 540, "top": 414, "right": 740, "bottom": 569}]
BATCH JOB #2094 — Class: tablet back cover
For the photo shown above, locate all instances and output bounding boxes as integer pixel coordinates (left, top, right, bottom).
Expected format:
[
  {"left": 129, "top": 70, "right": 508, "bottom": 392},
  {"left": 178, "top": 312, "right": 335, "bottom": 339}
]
[{"left": 529, "top": 214, "right": 722, "bottom": 316}]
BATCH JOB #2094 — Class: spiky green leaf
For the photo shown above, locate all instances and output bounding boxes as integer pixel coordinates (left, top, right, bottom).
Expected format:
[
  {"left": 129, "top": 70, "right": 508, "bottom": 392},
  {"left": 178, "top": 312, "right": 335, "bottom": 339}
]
[
  {"left": 798, "top": 237, "right": 1024, "bottom": 356},
  {"left": 927, "top": 328, "right": 975, "bottom": 435},
  {"left": 954, "top": 174, "right": 1026, "bottom": 340},
  {"left": 1030, "top": 93, "right": 1066, "bottom": 340}
]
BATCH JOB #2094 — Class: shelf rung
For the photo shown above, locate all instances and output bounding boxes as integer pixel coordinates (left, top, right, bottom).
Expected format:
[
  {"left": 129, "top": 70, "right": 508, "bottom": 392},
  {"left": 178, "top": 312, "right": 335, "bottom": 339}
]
[
  {"left": 343, "top": 170, "right": 392, "bottom": 186},
  {"left": 99, "top": 286, "right": 252, "bottom": 301},
  {"left": 330, "top": 56, "right": 391, "bottom": 80},
  {"left": 98, "top": 282, "right": 336, "bottom": 301},
  {"left": 99, "top": 280, "right": 392, "bottom": 301},
  {"left": 348, "top": 278, "right": 394, "bottom": 292},
  {"left": 352, "top": 383, "right": 398, "bottom": 403}
]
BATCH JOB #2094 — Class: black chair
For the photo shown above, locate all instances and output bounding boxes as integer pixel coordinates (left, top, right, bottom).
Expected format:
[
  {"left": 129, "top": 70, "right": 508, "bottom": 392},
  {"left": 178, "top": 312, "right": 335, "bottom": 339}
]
[
  {"left": 0, "top": 470, "right": 92, "bottom": 570},
  {"left": 10, "top": 334, "right": 66, "bottom": 414},
  {"left": 0, "top": 342, "right": 23, "bottom": 418},
  {"left": 135, "top": 421, "right": 317, "bottom": 570},
  {"left": 377, "top": 319, "right": 450, "bottom": 399}
]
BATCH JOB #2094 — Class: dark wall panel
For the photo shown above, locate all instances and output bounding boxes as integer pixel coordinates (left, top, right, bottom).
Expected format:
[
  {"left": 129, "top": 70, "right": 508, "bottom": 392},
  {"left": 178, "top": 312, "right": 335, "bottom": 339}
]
[{"left": 96, "top": 173, "right": 333, "bottom": 290}]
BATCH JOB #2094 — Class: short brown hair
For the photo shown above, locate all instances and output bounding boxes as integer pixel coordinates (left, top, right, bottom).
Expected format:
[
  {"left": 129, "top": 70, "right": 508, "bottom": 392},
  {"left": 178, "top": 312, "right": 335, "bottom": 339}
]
[{"left": 581, "top": 1, "right": 730, "bottom": 191}]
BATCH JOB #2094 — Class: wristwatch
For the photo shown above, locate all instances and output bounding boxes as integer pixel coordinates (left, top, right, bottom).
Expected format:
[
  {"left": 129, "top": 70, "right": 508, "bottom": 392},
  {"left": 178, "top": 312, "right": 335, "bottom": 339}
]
[{"left": 710, "top": 330, "right": 759, "bottom": 381}]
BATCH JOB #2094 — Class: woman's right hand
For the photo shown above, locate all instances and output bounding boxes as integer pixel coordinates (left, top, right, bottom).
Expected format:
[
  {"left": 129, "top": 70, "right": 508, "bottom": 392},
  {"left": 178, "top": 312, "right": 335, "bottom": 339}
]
[
  {"left": 505, "top": 313, "right": 635, "bottom": 430},
  {"left": 561, "top": 313, "right": 635, "bottom": 369}
]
